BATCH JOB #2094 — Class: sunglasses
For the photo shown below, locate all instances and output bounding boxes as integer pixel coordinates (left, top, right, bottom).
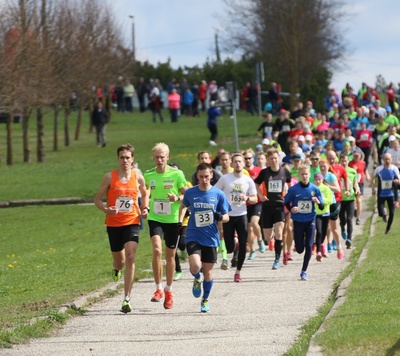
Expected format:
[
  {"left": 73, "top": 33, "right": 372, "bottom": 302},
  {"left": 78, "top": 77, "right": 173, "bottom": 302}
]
[
  {"left": 244, "top": 157, "right": 253, "bottom": 160},
  {"left": 311, "top": 158, "right": 319, "bottom": 161}
]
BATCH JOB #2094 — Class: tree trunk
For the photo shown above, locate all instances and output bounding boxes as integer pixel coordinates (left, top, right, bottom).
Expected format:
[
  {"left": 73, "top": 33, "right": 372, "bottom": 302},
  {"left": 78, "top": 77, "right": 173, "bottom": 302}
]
[
  {"left": 22, "top": 107, "right": 30, "bottom": 163},
  {"left": 53, "top": 105, "right": 59, "bottom": 151},
  {"left": 75, "top": 102, "right": 82, "bottom": 140},
  {"left": 36, "top": 107, "right": 45, "bottom": 162},
  {"left": 6, "top": 114, "right": 13, "bottom": 165},
  {"left": 64, "top": 101, "right": 70, "bottom": 146}
]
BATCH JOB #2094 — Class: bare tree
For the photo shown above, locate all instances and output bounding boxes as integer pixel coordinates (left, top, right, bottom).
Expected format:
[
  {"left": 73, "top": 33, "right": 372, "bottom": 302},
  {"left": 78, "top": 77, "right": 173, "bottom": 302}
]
[{"left": 222, "top": 0, "right": 346, "bottom": 107}]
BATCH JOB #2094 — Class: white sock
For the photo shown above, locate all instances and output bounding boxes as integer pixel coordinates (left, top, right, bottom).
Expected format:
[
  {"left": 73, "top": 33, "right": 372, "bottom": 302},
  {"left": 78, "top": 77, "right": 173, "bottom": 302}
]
[
  {"left": 164, "top": 285, "right": 172, "bottom": 292},
  {"left": 124, "top": 296, "right": 130, "bottom": 301},
  {"left": 156, "top": 283, "right": 163, "bottom": 291}
]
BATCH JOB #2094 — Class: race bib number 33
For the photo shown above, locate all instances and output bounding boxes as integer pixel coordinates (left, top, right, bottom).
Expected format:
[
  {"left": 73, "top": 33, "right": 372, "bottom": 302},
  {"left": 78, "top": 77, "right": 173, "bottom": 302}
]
[{"left": 195, "top": 210, "right": 214, "bottom": 227}]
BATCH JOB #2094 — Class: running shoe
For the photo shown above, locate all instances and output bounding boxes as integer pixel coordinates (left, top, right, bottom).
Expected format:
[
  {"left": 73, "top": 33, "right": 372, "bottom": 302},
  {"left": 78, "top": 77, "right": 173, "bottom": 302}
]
[
  {"left": 231, "top": 256, "right": 238, "bottom": 268},
  {"left": 316, "top": 252, "right": 322, "bottom": 262},
  {"left": 121, "top": 299, "right": 132, "bottom": 313},
  {"left": 247, "top": 251, "right": 256, "bottom": 260},
  {"left": 332, "top": 240, "right": 337, "bottom": 250},
  {"left": 312, "top": 243, "right": 316, "bottom": 255},
  {"left": 327, "top": 243, "right": 333, "bottom": 253},
  {"left": 200, "top": 299, "right": 210, "bottom": 313},
  {"left": 163, "top": 291, "right": 173, "bottom": 309},
  {"left": 385, "top": 227, "right": 390, "bottom": 235},
  {"left": 269, "top": 238, "right": 275, "bottom": 251},
  {"left": 234, "top": 273, "right": 242, "bottom": 282},
  {"left": 287, "top": 252, "right": 293, "bottom": 261},
  {"left": 300, "top": 271, "right": 308, "bottom": 280},
  {"left": 258, "top": 240, "right": 266, "bottom": 253},
  {"left": 383, "top": 214, "right": 387, "bottom": 223},
  {"left": 283, "top": 252, "right": 288, "bottom": 266},
  {"left": 192, "top": 275, "right": 203, "bottom": 298},
  {"left": 150, "top": 289, "right": 164, "bottom": 302},
  {"left": 341, "top": 230, "right": 347, "bottom": 240},
  {"left": 112, "top": 268, "right": 122, "bottom": 282},
  {"left": 321, "top": 244, "right": 329, "bottom": 258},
  {"left": 355, "top": 218, "right": 361, "bottom": 225},
  {"left": 220, "top": 259, "right": 229, "bottom": 270},
  {"left": 209, "top": 140, "right": 217, "bottom": 146},
  {"left": 272, "top": 259, "right": 280, "bottom": 270},
  {"left": 345, "top": 239, "right": 352, "bottom": 249},
  {"left": 337, "top": 249, "right": 344, "bottom": 259},
  {"left": 173, "top": 271, "right": 183, "bottom": 281}
]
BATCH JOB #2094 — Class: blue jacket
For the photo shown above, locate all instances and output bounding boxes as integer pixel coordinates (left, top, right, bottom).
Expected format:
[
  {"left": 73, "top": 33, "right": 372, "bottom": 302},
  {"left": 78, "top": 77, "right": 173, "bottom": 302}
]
[
  {"left": 207, "top": 106, "right": 221, "bottom": 127},
  {"left": 183, "top": 91, "right": 194, "bottom": 105}
]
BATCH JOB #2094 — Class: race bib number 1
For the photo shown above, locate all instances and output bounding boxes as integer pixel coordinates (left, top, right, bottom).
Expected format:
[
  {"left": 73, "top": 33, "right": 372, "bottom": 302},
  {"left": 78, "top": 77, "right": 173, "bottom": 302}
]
[
  {"left": 116, "top": 197, "right": 133, "bottom": 212},
  {"left": 153, "top": 199, "right": 171, "bottom": 215},
  {"left": 195, "top": 210, "right": 214, "bottom": 227}
]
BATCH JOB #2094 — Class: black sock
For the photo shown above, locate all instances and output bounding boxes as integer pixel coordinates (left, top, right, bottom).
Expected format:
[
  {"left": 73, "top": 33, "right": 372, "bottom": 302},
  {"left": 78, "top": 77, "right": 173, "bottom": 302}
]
[{"left": 275, "top": 240, "right": 283, "bottom": 260}]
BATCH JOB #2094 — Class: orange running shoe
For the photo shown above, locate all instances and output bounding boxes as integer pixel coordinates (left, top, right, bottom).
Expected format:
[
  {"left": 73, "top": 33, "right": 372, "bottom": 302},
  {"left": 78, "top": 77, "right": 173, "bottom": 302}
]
[
  {"left": 150, "top": 289, "right": 164, "bottom": 302},
  {"left": 163, "top": 290, "right": 173, "bottom": 309},
  {"left": 269, "top": 237, "right": 275, "bottom": 251}
]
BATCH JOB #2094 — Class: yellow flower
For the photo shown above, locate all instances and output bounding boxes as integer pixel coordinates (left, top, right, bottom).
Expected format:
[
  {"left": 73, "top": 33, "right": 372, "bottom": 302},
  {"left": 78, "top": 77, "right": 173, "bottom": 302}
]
[{"left": 8, "top": 264, "right": 14, "bottom": 268}]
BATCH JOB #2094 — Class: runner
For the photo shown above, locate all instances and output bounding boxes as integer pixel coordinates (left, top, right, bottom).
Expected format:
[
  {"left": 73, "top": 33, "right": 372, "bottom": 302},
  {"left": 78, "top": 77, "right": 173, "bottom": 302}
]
[
  {"left": 94, "top": 144, "right": 149, "bottom": 313},
  {"left": 144, "top": 143, "right": 187, "bottom": 309},
  {"left": 215, "top": 153, "right": 258, "bottom": 281},
  {"left": 243, "top": 149, "right": 265, "bottom": 259},
  {"left": 313, "top": 173, "right": 332, "bottom": 261},
  {"left": 284, "top": 164, "right": 324, "bottom": 280},
  {"left": 254, "top": 148, "right": 291, "bottom": 270},
  {"left": 179, "top": 162, "right": 230, "bottom": 312},
  {"left": 373, "top": 153, "right": 399, "bottom": 234},
  {"left": 339, "top": 154, "right": 360, "bottom": 249}
]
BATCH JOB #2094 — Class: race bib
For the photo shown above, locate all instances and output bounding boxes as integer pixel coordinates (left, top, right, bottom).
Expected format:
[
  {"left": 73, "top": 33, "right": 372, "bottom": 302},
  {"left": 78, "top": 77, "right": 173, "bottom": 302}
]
[
  {"left": 282, "top": 125, "right": 290, "bottom": 132},
  {"left": 298, "top": 200, "right": 312, "bottom": 213},
  {"left": 381, "top": 180, "right": 392, "bottom": 190},
  {"left": 116, "top": 197, "right": 133, "bottom": 212},
  {"left": 357, "top": 173, "right": 362, "bottom": 183},
  {"left": 195, "top": 210, "right": 214, "bottom": 227},
  {"left": 230, "top": 193, "right": 243, "bottom": 206},
  {"left": 153, "top": 199, "right": 171, "bottom": 215},
  {"left": 268, "top": 180, "right": 282, "bottom": 193}
]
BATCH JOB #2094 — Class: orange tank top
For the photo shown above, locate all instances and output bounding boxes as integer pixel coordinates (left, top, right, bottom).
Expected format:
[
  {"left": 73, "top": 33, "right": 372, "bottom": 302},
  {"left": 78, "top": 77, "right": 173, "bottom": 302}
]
[{"left": 106, "top": 169, "right": 140, "bottom": 227}]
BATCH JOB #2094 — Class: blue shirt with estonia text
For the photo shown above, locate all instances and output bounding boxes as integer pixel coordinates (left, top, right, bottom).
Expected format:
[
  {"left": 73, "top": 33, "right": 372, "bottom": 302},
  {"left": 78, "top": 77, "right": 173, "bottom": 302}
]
[
  {"left": 182, "top": 185, "right": 231, "bottom": 247},
  {"left": 284, "top": 182, "right": 323, "bottom": 223}
]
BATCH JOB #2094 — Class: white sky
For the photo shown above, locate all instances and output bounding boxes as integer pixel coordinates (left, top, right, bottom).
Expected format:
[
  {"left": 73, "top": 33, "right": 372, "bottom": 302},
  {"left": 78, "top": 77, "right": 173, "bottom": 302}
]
[{"left": 109, "top": 0, "right": 400, "bottom": 93}]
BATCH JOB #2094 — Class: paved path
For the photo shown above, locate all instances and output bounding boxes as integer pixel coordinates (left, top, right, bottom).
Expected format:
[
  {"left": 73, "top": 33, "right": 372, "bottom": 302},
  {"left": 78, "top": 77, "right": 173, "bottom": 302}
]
[{"left": 3, "top": 189, "right": 372, "bottom": 356}]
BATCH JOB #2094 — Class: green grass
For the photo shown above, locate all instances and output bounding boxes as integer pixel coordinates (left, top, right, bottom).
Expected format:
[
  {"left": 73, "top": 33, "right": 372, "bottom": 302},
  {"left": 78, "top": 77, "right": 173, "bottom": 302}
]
[
  {"left": 0, "top": 109, "right": 262, "bottom": 201},
  {"left": 0, "top": 108, "right": 262, "bottom": 347},
  {"left": 314, "top": 212, "right": 400, "bottom": 355}
]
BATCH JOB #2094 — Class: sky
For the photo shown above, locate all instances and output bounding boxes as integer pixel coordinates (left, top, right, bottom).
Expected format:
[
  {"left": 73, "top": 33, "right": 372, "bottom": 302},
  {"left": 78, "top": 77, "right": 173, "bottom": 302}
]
[{"left": 107, "top": 0, "right": 400, "bottom": 93}]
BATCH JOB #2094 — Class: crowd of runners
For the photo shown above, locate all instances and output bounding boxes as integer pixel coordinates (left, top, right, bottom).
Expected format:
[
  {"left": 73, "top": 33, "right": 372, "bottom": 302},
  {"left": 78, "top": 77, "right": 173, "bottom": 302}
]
[{"left": 94, "top": 82, "right": 400, "bottom": 314}]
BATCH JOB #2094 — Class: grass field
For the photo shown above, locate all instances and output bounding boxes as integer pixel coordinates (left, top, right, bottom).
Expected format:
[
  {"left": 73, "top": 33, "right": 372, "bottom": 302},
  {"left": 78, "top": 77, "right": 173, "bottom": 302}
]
[{"left": 1, "top": 108, "right": 399, "bottom": 354}]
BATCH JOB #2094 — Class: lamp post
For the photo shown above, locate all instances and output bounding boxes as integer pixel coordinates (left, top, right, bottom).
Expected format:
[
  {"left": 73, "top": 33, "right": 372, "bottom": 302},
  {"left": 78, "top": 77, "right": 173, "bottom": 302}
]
[{"left": 128, "top": 15, "right": 135, "bottom": 62}]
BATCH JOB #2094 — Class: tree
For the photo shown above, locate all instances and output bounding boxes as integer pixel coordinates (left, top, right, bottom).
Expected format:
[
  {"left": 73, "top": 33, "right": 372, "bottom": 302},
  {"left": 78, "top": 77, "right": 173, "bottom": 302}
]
[{"left": 222, "top": 0, "right": 346, "bottom": 108}]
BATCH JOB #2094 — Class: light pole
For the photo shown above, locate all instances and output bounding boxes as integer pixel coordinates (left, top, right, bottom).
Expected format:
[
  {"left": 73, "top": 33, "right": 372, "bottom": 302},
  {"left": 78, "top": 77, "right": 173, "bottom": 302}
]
[{"left": 128, "top": 15, "right": 135, "bottom": 62}]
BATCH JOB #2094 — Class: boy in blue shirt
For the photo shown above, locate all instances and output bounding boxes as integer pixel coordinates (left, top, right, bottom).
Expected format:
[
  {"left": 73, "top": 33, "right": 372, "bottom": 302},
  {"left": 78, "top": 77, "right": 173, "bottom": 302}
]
[{"left": 284, "top": 164, "right": 324, "bottom": 280}]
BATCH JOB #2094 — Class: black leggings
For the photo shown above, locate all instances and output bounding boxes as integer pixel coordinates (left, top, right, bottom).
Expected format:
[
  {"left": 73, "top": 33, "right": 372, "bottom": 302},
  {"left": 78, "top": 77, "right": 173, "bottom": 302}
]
[
  {"left": 339, "top": 200, "right": 355, "bottom": 240},
  {"left": 315, "top": 215, "right": 329, "bottom": 252},
  {"left": 377, "top": 196, "right": 395, "bottom": 230},
  {"left": 223, "top": 215, "right": 248, "bottom": 270}
]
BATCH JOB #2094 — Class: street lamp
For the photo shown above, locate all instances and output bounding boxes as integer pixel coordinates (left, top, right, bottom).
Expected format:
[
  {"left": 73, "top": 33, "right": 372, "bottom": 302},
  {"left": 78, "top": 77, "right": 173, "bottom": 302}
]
[{"left": 128, "top": 15, "right": 135, "bottom": 62}]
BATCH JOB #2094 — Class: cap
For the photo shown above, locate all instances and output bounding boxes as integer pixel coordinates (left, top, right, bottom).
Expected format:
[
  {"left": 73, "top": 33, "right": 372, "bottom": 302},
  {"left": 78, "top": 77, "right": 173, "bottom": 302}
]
[
  {"left": 386, "top": 105, "right": 392, "bottom": 112},
  {"left": 314, "top": 173, "right": 324, "bottom": 180},
  {"left": 291, "top": 153, "right": 301, "bottom": 161},
  {"left": 256, "top": 144, "right": 263, "bottom": 151},
  {"left": 305, "top": 134, "right": 313, "bottom": 141},
  {"left": 389, "top": 135, "right": 397, "bottom": 142},
  {"left": 262, "top": 138, "right": 270, "bottom": 145},
  {"left": 347, "top": 136, "right": 355, "bottom": 142},
  {"left": 298, "top": 135, "right": 305, "bottom": 142}
]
